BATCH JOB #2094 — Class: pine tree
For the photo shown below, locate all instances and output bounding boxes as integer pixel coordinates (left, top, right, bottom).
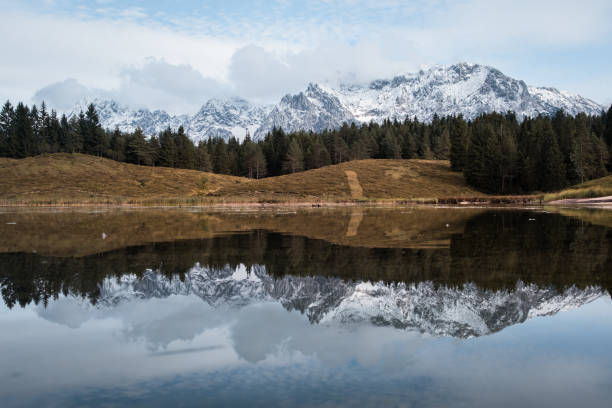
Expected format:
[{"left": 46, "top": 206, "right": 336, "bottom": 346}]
[
  {"left": 39, "top": 101, "right": 53, "bottom": 153},
  {"left": 213, "top": 139, "right": 230, "bottom": 174},
  {"left": 380, "top": 130, "right": 401, "bottom": 159},
  {"left": 127, "top": 128, "right": 152, "bottom": 165},
  {"left": 14, "top": 103, "right": 36, "bottom": 158},
  {"left": 158, "top": 128, "right": 177, "bottom": 167},
  {"left": 175, "top": 126, "right": 196, "bottom": 169},
  {"left": 282, "top": 138, "right": 304, "bottom": 174},
  {"left": 401, "top": 131, "right": 418, "bottom": 159},
  {"left": 264, "top": 127, "right": 289, "bottom": 176},
  {"left": 539, "top": 122, "right": 566, "bottom": 191},
  {"left": 148, "top": 135, "right": 160, "bottom": 165},
  {"left": 83, "top": 104, "right": 107, "bottom": 156},
  {"left": 226, "top": 137, "right": 241, "bottom": 176},
  {"left": 498, "top": 125, "right": 518, "bottom": 193},
  {"left": 465, "top": 122, "right": 502, "bottom": 193},
  {"left": 244, "top": 143, "right": 267, "bottom": 178},
  {"left": 0, "top": 101, "right": 15, "bottom": 157},
  {"left": 349, "top": 136, "right": 370, "bottom": 160},
  {"left": 305, "top": 139, "right": 331, "bottom": 169},
  {"left": 517, "top": 119, "right": 541, "bottom": 191},
  {"left": 450, "top": 117, "right": 468, "bottom": 171},
  {"left": 604, "top": 105, "right": 612, "bottom": 170},
  {"left": 45, "top": 110, "right": 61, "bottom": 153},
  {"left": 331, "top": 134, "right": 349, "bottom": 164},
  {"left": 110, "top": 127, "right": 126, "bottom": 162},
  {"left": 65, "top": 115, "right": 83, "bottom": 153},
  {"left": 570, "top": 114, "right": 595, "bottom": 184},
  {"left": 418, "top": 126, "right": 433, "bottom": 159},
  {"left": 196, "top": 141, "right": 212, "bottom": 172},
  {"left": 433, "top": 127, "right": 450, "bottom": 159}
]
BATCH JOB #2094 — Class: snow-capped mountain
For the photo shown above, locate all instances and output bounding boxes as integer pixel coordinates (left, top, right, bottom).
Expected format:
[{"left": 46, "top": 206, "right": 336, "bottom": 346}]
[
  {"left": 330, "top": 63, "right": 603, "bottom": 124},
  {"left": 253, "top": 83, "right": 356, "bottom": 139},
  {"left": 70, "top": 63, "right": 604, "bottom": 142},
  {"left": 69, "top": 97, "right": 272, "bottom": 143},
  {"left": 70, "top": 98, "right": 188, "bottom": 138},
  {"left": 90, "top": 264, "right": 605, "bottom": 338},
  {"left": 186, "top": 98, "right": 271, "bottom": 141}
]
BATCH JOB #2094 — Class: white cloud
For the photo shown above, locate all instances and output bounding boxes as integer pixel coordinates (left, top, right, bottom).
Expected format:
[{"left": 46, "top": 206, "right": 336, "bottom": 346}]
[
  {"left": 33, "top": 78, "right": 101, "bottom": 111},
  {"left": 227, "top": 41, "right": 420, "bottom": 103},
  {"left": 32, "top": 59, "right": 235, "bottom": 114},
  {"left": 0, "top": 9, "right": 237, "bottom": 108},
  {"left": 115, "top": 58, "right": 231, "bottom": 113},
  {"left": 2, "top": 0, "right": 611, "bottom": 111}
]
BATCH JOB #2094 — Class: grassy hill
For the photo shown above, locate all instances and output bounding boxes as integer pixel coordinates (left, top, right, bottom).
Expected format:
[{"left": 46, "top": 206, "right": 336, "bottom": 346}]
[
  {"left": 543, "top": 175, "right": 612, "bottom": 202},
  {"left": 216, "top": 159, "right": 482, "bottom": 202},
  {"left": 0, "top": 153, "right": 246, "bottom": 204},
  {"left": 0, "top": 153, "right": 484, "bottom": 205}
]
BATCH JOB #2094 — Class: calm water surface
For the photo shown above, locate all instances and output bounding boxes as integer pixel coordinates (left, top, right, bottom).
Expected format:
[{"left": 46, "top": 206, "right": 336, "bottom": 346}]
[{"left": 1, "top": 207, "right": 611, "bottom": 407}]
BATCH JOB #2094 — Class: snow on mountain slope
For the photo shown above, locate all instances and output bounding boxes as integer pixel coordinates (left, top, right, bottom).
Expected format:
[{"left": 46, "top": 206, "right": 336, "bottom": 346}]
[
  {"left": 330, "top": 63, "right": 603, "bottom": 124},
  {"left": 69, "top": 98, "right": 187, "bottom": 137},
  {"left": 69, "top": 97, "right": 272, "bottom": 142},
  {"left": 87, "top": 264, "right": 605, "bottom": 339},
  {"left": 253, "top": 83, "right": 356, "bottom": 139},
  {"left": 186, "top": 98, "right": 271, "bottom": 142},
  {"left": 70, "top": 63, "right": 604, "bottom": 142}
]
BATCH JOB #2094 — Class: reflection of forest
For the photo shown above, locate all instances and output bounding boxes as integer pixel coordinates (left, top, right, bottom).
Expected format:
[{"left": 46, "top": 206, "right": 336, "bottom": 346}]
[{"left": 1, "top": 211, "right": 610, "bottom": 308}]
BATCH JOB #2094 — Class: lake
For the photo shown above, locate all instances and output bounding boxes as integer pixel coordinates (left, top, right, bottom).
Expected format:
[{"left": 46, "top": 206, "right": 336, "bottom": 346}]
[{"left": 1, "top": 207, "right": 611, "bottom": 407}]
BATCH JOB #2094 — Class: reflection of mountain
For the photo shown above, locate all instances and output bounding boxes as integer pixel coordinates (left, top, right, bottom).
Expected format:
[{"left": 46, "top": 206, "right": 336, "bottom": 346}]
[{"left": 60, "top": 265, "right": 607, "bottom": 338}]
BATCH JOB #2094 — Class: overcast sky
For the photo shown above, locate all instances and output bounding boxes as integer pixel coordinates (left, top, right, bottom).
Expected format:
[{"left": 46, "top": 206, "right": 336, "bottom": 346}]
[{"left": 1, "top": 0, "right": 611, "bottom": 114}]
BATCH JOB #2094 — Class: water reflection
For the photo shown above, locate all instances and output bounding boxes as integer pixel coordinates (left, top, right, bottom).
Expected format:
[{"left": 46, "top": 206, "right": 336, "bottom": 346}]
[
  {"left": 1, "top": 208, "right": 612, "bottom": 407},
  {"left": 2, "top": 210, "right": 611, "bottom": 312}
]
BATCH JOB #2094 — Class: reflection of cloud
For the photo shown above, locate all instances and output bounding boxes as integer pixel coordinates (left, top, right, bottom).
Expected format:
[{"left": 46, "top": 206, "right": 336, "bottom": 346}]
[
  {"left": 230, "top": 302, "right": 308, "bottom": 363},
  {"left": 36, "top": 297, "right": 92, "bottom": 329},
  {"left": 35, "top": 293, "right": 229, "bottom": 350},
  {"left": 117, "top": 297, "right": 227, "bottom": 350},
  {"left": 148, "top": 345, "right": 224, "bottom": 357},
  {"left": 230, "top": 302, "right": 424, "bottom": 367}
]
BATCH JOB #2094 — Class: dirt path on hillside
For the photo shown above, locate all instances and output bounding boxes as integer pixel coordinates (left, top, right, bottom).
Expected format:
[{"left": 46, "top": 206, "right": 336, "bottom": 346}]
[{"left": 344, "top": 170, "right": 364, "bottom": 199}]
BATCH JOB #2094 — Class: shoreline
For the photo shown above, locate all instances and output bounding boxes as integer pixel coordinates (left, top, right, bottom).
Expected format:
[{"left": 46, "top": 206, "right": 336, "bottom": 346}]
[{"left": 1, "top": 198, "right": 610, "bottom": 210}]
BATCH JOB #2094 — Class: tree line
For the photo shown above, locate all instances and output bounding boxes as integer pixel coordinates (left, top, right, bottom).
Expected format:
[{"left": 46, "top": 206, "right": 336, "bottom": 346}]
[
  {"left": 1, "top": 99, "right": 611, "bottom": 193},
  {"left": 454, "top": 110, "right": 612, "bottom": 193}
]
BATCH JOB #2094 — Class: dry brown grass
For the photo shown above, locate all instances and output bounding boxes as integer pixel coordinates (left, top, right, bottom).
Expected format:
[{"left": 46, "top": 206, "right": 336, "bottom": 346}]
[
  {"left": 0, "top": 154, "right": 485, "bottom": 205},
  {"left": 211, "top": 159, "right": 483, "bottom": 202},
  {"left": 543, "top": 175, "right": 612, "bottom": 202},
  {"left": 0, "top": 153, "right": 248, "bottom": 204}
]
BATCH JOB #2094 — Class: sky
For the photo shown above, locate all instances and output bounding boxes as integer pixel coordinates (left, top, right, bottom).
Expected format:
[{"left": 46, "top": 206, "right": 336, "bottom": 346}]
[{"left": 1, "top": 0, "right": 611, "bottom": 114}]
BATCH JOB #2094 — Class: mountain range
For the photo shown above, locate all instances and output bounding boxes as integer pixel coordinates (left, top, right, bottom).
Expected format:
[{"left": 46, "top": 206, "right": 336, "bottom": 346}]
[{"left": 69, "top": 63, "right": 605, "bottom": 142}]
